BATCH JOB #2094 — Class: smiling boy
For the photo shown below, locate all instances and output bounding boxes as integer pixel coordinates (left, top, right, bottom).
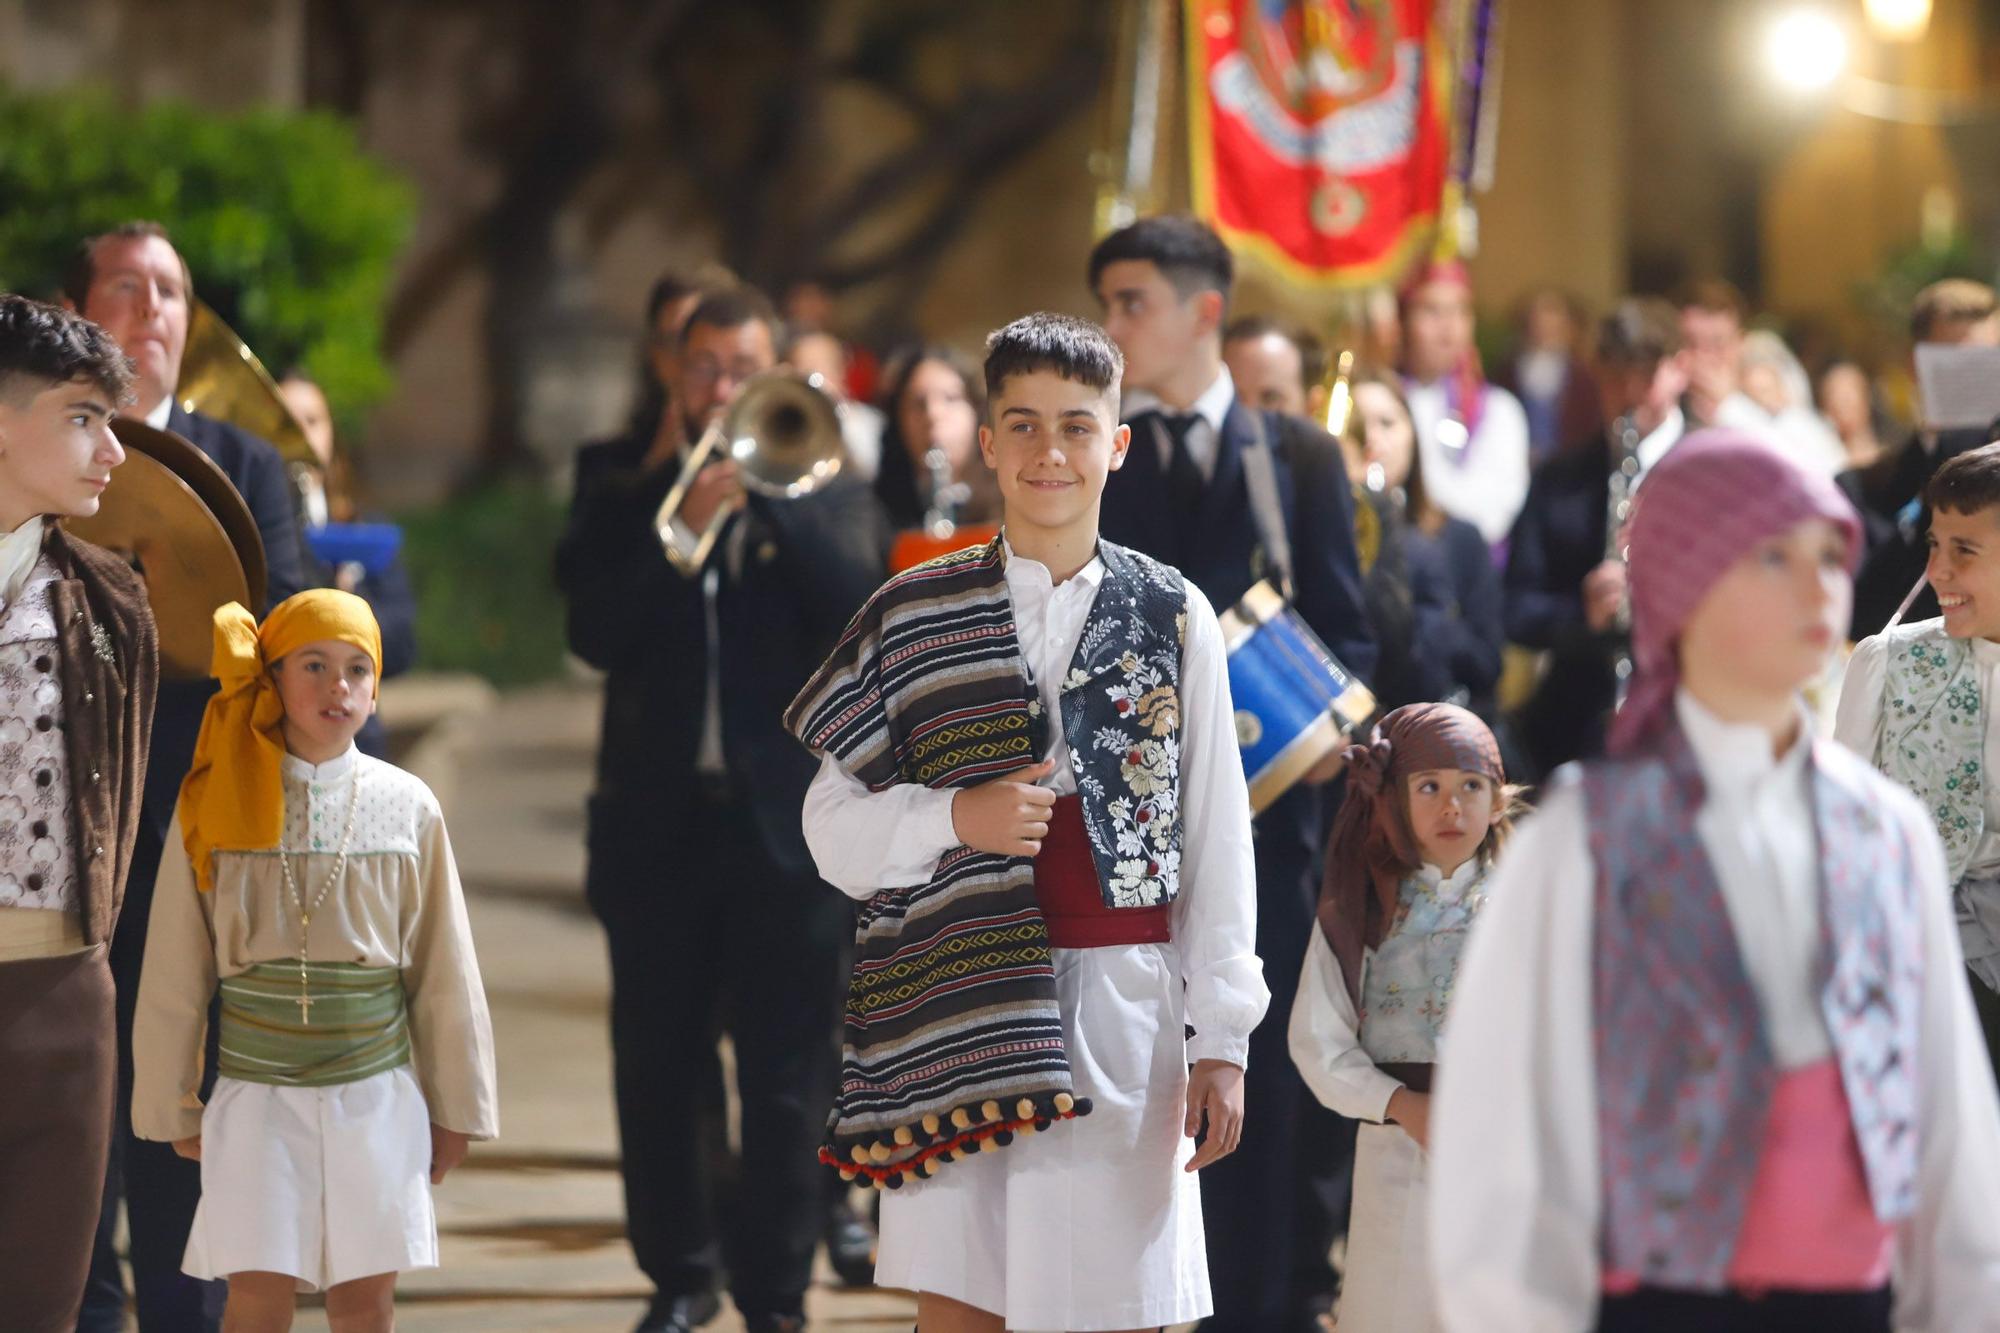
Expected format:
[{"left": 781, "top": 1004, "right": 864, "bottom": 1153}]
[
  {"left": 1839, "top": 441, "right": 2000, "bottom": 1061},
  {"left": 787, "top": 313, "right": 1265, "bottom": 1332}
]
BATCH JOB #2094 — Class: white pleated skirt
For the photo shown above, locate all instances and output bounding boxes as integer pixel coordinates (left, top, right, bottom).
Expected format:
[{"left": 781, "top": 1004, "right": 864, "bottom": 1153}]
[
  {"left": 1338, "top": 1120, "right": 1442, "bottom": 1333},
  {"left": 183, "top": 1065, "right": 438, "bottom": 1291},
  {"left": 874, "top": 940, "right": 1210, "bottom": 1332}
]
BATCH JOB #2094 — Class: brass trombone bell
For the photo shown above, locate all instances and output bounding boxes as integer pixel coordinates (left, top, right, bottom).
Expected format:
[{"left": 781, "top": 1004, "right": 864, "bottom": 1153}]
[{"left": 655, "top": 372, "right": 847, "bottom": 576}]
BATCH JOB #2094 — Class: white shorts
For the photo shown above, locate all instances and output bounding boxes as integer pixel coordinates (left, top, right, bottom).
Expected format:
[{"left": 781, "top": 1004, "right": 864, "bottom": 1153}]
[{"left": 183, "top": 1065, "right": 438, "bottom": 1291}]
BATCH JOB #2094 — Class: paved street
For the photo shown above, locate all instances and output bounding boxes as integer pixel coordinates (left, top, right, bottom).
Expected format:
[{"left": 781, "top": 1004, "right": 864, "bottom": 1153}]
[{"left": 284, "top": 679, "right": 919, "bottom": 1332}]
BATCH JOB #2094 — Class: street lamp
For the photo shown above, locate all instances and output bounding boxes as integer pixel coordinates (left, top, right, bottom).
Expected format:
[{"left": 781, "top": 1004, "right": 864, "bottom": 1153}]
[
  {"left": 1863, "top": 0, "right": 1932, "bottom": 42},
  {"left": 1767, "top": 8, "right": 1850, "bottom": 95}
]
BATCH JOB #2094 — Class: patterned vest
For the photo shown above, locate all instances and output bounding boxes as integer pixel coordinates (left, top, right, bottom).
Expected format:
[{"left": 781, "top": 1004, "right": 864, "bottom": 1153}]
[
  {"left": 1872, "top": 617, "right": 1984, "bottom": 886},
  {"left": 1581, "top": 725, "right": 1921, "bottom": 1289}
]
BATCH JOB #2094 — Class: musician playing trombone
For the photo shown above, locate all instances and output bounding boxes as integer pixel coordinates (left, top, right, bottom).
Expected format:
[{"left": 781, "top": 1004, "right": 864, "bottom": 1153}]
[
  {"left": 62, "top": 221, "right": 309, "bottom": 1333},
  {"left": 554, "top": 283, "right": 887, "bottom": 1333}
]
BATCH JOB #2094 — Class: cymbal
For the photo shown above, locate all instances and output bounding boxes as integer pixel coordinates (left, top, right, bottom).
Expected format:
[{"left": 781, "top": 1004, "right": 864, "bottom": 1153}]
[
  {"left": 66, "top": 450, "right": 250, "bottom": 680},
  {"left": 109, "top": 418, "right": 268, "bottom": 617}
]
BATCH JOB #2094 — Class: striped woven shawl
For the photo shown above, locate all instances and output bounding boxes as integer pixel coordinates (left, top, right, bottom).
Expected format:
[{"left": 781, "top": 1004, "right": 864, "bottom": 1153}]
[{"left": 785, "top": 538, "right": 1090, "bottom": 1187}]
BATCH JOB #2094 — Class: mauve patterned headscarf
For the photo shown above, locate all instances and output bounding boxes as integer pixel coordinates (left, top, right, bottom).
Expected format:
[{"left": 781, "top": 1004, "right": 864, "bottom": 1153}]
[
  {"left": 1318, "top": 702, "right": 1504, "bottom": 1009},
  {"left": 1607, "top": 429, "right": 1861, "bottom": 756}
]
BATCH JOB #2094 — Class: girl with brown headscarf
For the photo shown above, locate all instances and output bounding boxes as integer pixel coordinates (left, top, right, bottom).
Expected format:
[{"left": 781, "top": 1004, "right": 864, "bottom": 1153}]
[{"left": 1288, "top": 702, "right": 1516, "bottom": 1333}]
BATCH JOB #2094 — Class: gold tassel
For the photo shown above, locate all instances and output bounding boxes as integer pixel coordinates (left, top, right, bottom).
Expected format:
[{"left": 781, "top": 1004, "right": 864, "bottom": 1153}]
[
  {"left": 978, "top": 1136, "right": 1000, "bottom": 1153},
  {"left": 950, "top": 1107, "right": 973, "bottom": 1131},
  {"left": 1016, "top": 1098, "right": 1035, "bottom": 1120},
  {"left": 921, "top": 1113, "right": 942, "bottom": 1136},
  {"left": 869, "top": 1142, "right": 893, "bottom": 1164},
  {"left": 1054, "top": 1092, "right": 1075, "bottom": 1114},
  {"left": 894, "top": 1125, "right": 914, "bottom": 1147},
  {"left": 850, "top": 1144, "right": 871, "bottom": 1165},
  {"left": 980, "top": 1100, "right": 1001, "bottom": 1123}
]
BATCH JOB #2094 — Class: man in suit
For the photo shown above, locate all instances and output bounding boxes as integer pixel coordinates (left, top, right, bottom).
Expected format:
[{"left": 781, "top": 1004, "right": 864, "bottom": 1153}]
[
  {"left": 1089, "top": 215, "right": 1374, "bottom": 1333},
  {"left": 1504, "top": 297, "right": 1686, "bottom": 784},
  {"left": 64, "top": 221, "right": 307, "bottom": 1333},
  {"left": 555, "top": 285, "right": 886, "bottom": 1333}
]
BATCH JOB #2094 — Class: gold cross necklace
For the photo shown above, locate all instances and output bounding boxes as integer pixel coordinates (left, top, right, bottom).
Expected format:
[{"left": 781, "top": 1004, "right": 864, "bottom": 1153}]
[{"left": 278, "top": 769, "right": 362, "bottom": 1024}]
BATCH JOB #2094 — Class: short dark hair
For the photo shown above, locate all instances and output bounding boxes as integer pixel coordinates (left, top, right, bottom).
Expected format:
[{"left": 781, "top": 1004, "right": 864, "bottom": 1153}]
[
  {"left": 645, "top": 263, "right": 739, "bottom": 334},
  {"left": 1677, "top": 277, "right": 1748, "bottom": 324},
  {"left": 0, "top": 295, "right": 135, "bottom": 406},
  {"left": 983, "top": 313, "right": 1123, "bottom": 406},
  {"left": 679, "top": 284, "right": 784, "bottom": 350},
  {"left": 1088, "top": 215, "right": 1234, "bottom": 305},
  {"left": 1926, "top": 440, "right": 2000, "bottom": 517},
  {"left": 1597, "top": 297, "right": 1684, "bottom": 369},
  {"left": 63, "top": 221, "right": 195, "bottom": 310},
  {"left": 1911, "top": 278, "right": 1998, "bottom": 344}
]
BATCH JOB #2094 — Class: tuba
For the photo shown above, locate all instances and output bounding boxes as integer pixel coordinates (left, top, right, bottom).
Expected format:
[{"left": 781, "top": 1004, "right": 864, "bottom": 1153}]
[
  {"left": 1322, "top": 348, "right": 1383, "bottom": 575},
  {"left": 655, "top": 372, "right": 847, "bottom": 576}
]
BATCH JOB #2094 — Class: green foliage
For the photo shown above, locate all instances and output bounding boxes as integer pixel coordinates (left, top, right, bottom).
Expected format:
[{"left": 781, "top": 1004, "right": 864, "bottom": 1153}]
[
  {"left": 396, "top": 484, "right": 569, "bottom": 687},
  {"left": 0, "top": 83, "right": 412, "bottom": 423},
  {"left": 1855, "top": 229, "right": 1997, "bottom": 346}
]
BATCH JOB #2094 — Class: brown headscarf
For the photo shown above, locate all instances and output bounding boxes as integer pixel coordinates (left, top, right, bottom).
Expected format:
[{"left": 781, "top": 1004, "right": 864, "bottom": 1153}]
[{"left": 1317, "top": 703, "right": 1505, "bottom": 1009}]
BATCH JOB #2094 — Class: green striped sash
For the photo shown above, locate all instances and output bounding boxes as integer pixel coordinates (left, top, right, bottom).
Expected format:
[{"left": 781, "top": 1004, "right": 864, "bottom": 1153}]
[{"left": 217, "top": 961, "right": 412, "bottom": 1087}]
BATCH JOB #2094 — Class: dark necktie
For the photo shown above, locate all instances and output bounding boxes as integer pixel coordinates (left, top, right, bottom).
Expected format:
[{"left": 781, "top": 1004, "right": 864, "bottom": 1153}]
[{"left": 1162, "top": 412, "right": 1205, "bottom": 537}]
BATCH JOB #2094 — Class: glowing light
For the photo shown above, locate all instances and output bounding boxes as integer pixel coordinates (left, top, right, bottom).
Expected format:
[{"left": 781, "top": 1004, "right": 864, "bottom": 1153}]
[
  {"left": 1863, "top": 0, "right": 1932, "bottom": 41},
  {"left": 1767, "top": 9, "right": 1849, "bottom": 94}
]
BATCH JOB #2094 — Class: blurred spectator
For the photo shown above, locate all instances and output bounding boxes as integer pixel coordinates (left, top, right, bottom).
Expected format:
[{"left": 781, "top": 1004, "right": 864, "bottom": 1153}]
[
  {"left": 1678, "top": 278, "right": 1752, "bottom": 429},
  {"left": 1734, "top": 329, "right": 1846, "bottom": 475},
  {"left": 871, "top": 344, "right": 999, "bottom": 532},
  {"left": 786, "top": 329, "right": 883, "bottom": 482},
  {"left": 1496, "top": 286, "right": 1602, "bottom": 464},
  {"left": 782, "top": 279, "right": 879, "bottom": 404},
  {"left": 1399, "top": 260, "right": 1531, "bottom": 547},
  {"left": 276, "top": 371, "right": 418, "bottom": 760}
]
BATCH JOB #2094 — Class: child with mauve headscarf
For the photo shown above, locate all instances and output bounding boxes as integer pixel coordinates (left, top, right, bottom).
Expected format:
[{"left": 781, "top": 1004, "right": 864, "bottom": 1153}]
[
  {"left": 132, "top": 590, "right": 496, "bottom": 1330},
  {"left": 1289, "top": 701, "right": 1520, "bottom": 1333},
  {"left": 1430, "top": 431, "right": 2000, "bottom": 1333}
]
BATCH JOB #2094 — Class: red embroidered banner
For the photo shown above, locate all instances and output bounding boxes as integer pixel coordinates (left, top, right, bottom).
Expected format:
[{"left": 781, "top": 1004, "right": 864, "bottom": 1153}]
[{"left": 1186, "top": 0, "right": 1451, "bottom": 289}]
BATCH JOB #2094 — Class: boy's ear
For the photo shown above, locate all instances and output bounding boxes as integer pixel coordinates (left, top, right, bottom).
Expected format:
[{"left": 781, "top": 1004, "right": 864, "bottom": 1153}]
[
  {"left": 977, "top": 423, "right": 997, "bottom": 469},
  {"left": 1193, "top": 289, "right": 1226, "bottom": 339},
  {"left": 1108, "top": 421, "right": 1131, "bottom": 472}
]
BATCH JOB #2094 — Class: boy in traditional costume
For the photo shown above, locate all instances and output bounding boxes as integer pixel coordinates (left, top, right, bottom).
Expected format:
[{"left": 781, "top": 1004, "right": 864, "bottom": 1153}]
[
  {"left": 0, "top": 294, "right": 158, "bottom": 1332},
  {"left": 1837, "top": 441, "right": 2000, "bottom": 1068},
  {"left": 1431, "top": 431, "right": 2000, "bottom": 1332},
  {"left": 133, "top": 590, "right": 497, "bottom": 1331},
  {"left": 1289, "top": 702, "right": 1517, "bottom": 1333},
  {"left": 786, "top": 313, "right": 1266, "bottom": 1332}
]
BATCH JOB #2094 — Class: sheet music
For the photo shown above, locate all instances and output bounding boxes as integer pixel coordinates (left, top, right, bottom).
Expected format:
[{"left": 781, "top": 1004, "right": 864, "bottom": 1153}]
[{"left": 1915, "top": 342, "right": 2000, "bottom": 431}]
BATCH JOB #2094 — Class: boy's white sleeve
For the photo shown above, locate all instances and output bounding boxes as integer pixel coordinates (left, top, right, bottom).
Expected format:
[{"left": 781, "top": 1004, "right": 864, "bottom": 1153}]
[
  {"left": 803, "top": 752, "right": 961, "bottom": 900},
  {"left": 403, "top": 811, "right": 499, "bottom": 1140},
  {"left": 1289, "top": 929, "right": 1402, "bottom": 1122},
  {"left": 1431, "top": 783, "right": 1601, "bottom": 1333},
  {"left": 1833, "top": 633, "right": 1889, "bottom": 762},
  {"left": 1890, "top": 798, "right": 2000, "bottom": 1328},
  {"left": 130, "top": 815, "right": 218, "bottom": 1144},
  {"left": 1170, "top": 580, "right": 1268, "bottom": 1068}
]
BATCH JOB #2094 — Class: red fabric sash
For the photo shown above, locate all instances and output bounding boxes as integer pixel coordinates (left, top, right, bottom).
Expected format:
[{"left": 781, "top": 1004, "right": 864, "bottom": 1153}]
[{"left": 1035, "top": 796, "right": 1172, "bottom": 949}]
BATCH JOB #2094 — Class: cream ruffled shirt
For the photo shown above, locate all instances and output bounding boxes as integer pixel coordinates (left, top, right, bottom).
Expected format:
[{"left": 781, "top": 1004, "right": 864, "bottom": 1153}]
[{"left": 132, "top": 747, "right": 498, "bottom": 1143}]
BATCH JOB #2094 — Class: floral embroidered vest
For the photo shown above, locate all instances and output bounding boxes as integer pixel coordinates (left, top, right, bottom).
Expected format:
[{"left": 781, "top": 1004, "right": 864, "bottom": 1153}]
[
  {"left": 1580, "top": 725, "right": 1921, "bottom": 1290},
  {"left": 1357, "top": 867, "right": 1489, "bottom": 1064},
  {"left": 1052, "top": 542, "right": 1188, "bottom": 908},
  {"left": 1873, "top": 617, "right": 1984, "bottom": 886}
]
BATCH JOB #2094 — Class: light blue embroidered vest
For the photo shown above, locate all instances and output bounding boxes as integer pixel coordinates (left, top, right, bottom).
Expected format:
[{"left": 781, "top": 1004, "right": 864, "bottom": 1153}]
[
  {"left": 1357, "top": 867, "right": 1489, "bottom": 1064},
  {"left": 1873, "top": 617, "right": 1984, "bottom": 886},
  {"left": 1579, "top": 726, "right": 1921, "bottom": 1290}
]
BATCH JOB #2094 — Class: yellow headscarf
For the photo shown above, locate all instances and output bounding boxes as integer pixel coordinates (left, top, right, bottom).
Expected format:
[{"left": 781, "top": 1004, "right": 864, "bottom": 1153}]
[{"left": 178, "top": 590, "right": 384, "bottom": 891}]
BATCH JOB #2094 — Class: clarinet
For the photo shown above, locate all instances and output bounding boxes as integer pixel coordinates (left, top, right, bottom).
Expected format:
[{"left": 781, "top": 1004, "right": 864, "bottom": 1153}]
[
  {"left": 1605, "top": 416, "right": 1642, "bottom": 709},
  {"left": 922, "top": 446, "right": 971, "bottom": 539}
]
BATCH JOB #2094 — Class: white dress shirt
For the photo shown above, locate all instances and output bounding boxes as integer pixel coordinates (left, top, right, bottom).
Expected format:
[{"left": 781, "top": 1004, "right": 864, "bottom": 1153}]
[
  {"left": 1405, "top": 378, "right": 1531, "bottom": 546},
  {"left": 1125, "top": 364, "right": 1237, "bottom": 484},
  {"left": 1430, "top": 690, "right": 2000, "bottom": 1332}
]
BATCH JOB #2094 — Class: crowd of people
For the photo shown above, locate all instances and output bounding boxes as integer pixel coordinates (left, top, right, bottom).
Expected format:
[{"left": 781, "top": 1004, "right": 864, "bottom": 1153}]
[{"left": 8, "top": 202, "right": 2000, "bottom": 1333}]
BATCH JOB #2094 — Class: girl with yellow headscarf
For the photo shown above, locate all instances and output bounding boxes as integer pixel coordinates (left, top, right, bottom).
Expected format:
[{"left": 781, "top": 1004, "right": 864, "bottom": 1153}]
[{"left": 130, "top": 591, "right": 497, "bottom": 1321}]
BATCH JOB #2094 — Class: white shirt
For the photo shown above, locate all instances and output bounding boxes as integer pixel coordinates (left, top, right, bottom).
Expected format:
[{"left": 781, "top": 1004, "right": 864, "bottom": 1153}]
[
  {"left": 1405, "top": 378, "right": 1531, "bottom": 546},
  {"left": 1712, "top": 393, "right": 1848, "bottom": 477},
  {"left": 1126, "top": 364, "right": 1236, "bottom": 483},
  {"left": 1837, "top": 630, "right": 2000, "bottom": 880},
  {"left": 1288, "top": 858, "right": 1484, "bottom": 1124},
  {"left": 1631, "top": 405, "right": 1686, "bottom": 483},
  {"left": 144, "top": 393, "right": 173, "bottom": 431},
  {"left": 0, "top": 516, "right": 46, "bottom": 609},
  {"left": 801, "top": 536, "right": 1268, "bottom": 1065},
  {"left": 1430, "top": 690, "right": 2000, "bottom": 1332}
]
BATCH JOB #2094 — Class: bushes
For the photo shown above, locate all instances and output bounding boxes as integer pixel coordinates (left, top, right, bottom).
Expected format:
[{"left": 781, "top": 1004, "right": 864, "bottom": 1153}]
[
  {"left": 0, "top": 83, "right": 412, "bottom": 425},
  {"left": 395, "top": 483, "right": 570, "bottom": 687}
]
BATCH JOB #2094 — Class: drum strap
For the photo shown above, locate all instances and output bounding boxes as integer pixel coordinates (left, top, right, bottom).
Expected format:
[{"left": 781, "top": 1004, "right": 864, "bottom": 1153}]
[{"left": 1238, "top": 409, "right": 1295, "bottom": 601}]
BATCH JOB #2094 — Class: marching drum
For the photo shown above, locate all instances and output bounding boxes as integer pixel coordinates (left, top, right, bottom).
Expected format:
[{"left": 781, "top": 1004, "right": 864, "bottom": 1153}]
[{"left": 1219, "top": 580, "right": 1377, "bottom": 813}]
